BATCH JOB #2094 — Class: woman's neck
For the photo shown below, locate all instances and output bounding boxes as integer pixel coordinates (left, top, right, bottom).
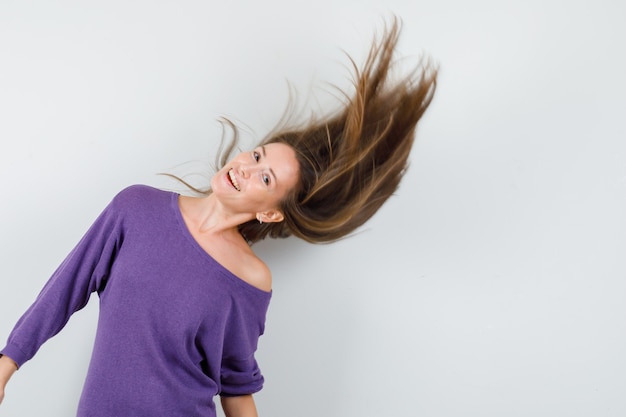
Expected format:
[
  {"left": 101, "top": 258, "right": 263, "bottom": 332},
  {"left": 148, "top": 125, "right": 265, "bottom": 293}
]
[{"left": 178, "top": 194, "right": 254, "bottom": 236}]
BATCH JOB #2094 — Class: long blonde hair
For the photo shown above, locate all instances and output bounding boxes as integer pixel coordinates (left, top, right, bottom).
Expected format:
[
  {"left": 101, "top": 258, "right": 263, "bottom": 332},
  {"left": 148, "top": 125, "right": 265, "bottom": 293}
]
[
  {"left": 236, "top": 19, "right": 438, "bottom": 243},
  {"left": 172, "top": 19, "right": 437, "bottom": 243}
]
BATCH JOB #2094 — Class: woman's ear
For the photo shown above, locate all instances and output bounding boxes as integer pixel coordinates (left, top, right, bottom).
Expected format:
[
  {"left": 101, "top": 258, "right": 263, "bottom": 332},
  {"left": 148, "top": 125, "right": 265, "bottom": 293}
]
[{"left": 257, "top": 210, "right": 285, "bottom": 224}]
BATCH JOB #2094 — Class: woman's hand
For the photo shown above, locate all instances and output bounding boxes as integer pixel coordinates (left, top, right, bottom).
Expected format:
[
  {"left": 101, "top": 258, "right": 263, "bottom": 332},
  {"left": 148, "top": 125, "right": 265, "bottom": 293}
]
[{"left": 0, "top": 355, "right": 18, "bottom": 405}]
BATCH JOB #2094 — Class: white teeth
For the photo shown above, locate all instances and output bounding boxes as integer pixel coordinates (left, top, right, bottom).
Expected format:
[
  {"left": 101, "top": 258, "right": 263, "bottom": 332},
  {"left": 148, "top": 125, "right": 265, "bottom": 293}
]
[{"left": 228, "top": 169, "right": 240, "bottom": 191}]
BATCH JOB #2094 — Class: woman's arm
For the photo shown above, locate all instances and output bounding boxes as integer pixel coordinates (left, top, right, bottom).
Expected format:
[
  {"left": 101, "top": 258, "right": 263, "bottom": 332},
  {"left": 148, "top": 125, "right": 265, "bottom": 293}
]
[
  {"left": 220, "top": 394, "right": 258, "bottom": 417},
  {"left": 0, "top": 355, "right": 18, "bottom": 405},
  {"left": 1, "top": 192, "right": 125, "bottom": 368}
]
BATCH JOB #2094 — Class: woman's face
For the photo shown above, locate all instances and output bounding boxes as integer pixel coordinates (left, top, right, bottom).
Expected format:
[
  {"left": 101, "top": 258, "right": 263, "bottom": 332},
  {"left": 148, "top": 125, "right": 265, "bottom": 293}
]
[{"left": 212, "top": 142, "right": 300, "bottom": 220}]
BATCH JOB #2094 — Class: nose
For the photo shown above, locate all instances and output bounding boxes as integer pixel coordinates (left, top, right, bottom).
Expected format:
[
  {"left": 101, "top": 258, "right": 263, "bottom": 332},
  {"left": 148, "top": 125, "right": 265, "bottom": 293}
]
[{"left": 239, "top": 164, "right": 261, "bottom": 179}]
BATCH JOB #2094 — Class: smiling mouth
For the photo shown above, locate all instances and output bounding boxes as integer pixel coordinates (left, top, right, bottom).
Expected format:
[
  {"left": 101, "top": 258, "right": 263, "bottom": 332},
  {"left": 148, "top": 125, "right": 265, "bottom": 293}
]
[{"left": 228, "top": 169, "right": 241, "bottom": 191}]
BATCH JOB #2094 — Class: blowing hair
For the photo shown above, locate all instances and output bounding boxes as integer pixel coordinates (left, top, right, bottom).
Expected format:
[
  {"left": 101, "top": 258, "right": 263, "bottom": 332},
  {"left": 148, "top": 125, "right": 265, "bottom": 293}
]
[
  {"left": 173, "top": 18, "right": 437, "bottom": 244},
  {"left": 237, "top": 19, "right": 437, "bottom": 243}
]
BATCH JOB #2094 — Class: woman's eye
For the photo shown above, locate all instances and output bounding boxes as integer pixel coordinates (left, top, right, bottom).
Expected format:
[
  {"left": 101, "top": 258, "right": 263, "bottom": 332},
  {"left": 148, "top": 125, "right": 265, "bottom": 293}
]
[
  {"left": 263, "top": 174, "right": 270, "bottom": 185},
  {"left": 253, "top": 151, "right": 260, "bottom": 162}
]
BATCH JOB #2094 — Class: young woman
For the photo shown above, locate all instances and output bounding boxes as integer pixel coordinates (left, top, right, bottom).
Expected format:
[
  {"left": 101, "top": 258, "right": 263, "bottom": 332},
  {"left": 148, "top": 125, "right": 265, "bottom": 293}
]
[{"left": 0, "top": 20, "right": 437, "bottom": 417}]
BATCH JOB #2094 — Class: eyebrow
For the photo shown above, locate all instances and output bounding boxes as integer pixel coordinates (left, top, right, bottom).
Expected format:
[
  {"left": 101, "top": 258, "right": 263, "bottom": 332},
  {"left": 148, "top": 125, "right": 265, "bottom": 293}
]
[{"left": 260, "top": 145, "right": 277, "bottom": 185}]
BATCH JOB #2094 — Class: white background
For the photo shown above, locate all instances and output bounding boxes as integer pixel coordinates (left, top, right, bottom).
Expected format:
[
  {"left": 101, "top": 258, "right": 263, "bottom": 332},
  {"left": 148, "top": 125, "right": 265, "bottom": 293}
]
[{"left": 1, "top": 1, "right": 625, "bottom": 416}]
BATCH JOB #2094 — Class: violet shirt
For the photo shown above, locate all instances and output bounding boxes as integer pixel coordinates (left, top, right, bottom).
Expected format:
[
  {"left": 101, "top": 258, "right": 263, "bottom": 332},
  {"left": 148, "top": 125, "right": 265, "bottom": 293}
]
[{"left": 1, "top": 185, "right": 271, "bottom": 416}]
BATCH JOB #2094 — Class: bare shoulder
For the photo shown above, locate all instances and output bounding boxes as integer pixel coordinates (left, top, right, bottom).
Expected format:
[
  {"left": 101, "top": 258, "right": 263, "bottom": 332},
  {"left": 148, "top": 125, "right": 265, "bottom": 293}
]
[
  {"left": 205, "top": 242, "right": 273, "bottom": 293},
  {"left": 236, "top": 250, "right": 273, "bottom": 292}
]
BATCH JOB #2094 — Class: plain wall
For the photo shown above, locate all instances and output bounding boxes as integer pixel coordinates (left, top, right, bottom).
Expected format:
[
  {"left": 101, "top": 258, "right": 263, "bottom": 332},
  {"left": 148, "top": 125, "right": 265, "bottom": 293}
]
[{"left": 1, "top": 1, "right": 625, "bottom": 416}]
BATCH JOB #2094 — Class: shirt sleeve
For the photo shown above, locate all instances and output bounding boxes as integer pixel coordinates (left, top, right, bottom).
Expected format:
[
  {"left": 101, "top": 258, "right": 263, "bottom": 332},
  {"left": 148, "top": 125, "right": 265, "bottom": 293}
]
[
  {"left": 0, "top": 194, "right": 125, "bottom": 368},
  {"left": 219, "top": 292, "right": 271, "bottom": 397},
  {"left": 220, "top": 355, "right": 265, "bottom": 397}
]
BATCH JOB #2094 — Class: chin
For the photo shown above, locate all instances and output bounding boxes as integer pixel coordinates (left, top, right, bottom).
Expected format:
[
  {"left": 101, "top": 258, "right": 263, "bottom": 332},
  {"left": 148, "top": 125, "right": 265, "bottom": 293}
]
[{"left": 209, "top": 174, "right": 224, "bottom": 194}]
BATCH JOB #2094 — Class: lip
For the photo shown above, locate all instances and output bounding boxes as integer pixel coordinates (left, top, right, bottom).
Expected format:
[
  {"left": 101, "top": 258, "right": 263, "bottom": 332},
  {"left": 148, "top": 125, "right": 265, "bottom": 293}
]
[{"left": 226, "top": 168, "right": 240, "bottom": 191}]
